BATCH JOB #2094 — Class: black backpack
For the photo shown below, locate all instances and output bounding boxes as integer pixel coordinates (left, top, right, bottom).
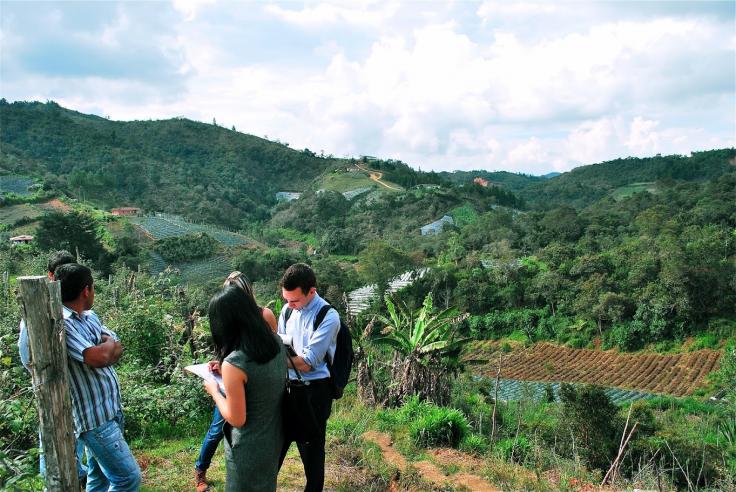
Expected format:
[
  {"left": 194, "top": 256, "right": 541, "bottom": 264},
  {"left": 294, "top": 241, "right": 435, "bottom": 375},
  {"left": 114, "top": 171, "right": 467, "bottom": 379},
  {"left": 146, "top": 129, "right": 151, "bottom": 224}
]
[{"left": 283, "top": 303, "right": 354, "bottom": 399}]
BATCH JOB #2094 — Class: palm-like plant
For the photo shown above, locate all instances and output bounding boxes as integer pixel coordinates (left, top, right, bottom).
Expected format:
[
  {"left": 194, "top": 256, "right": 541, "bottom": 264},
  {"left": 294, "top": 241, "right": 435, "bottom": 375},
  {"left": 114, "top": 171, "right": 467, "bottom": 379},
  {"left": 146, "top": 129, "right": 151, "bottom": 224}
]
[{"left": 374, "top": 293, "right": 467, "bottom": 406}]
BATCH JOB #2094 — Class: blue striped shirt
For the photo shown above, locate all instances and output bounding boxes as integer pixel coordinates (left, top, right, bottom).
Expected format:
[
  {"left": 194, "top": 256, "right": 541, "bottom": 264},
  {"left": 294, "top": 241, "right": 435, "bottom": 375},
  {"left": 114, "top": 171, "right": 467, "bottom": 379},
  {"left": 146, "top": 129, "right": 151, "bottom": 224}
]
[
  {"left": 63, "top": 306, "right": 122, "bottom": 435},
  {"left": 278, "top": 293, "right": 340, "bottom": 382}
]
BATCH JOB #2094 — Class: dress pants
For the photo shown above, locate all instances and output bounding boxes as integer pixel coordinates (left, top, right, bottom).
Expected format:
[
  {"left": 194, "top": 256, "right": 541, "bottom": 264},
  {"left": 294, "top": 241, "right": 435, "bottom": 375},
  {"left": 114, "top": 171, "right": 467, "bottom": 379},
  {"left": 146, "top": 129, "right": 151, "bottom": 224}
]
[{"left": 278, "top": 378, "right": 333, "bottom": 492}]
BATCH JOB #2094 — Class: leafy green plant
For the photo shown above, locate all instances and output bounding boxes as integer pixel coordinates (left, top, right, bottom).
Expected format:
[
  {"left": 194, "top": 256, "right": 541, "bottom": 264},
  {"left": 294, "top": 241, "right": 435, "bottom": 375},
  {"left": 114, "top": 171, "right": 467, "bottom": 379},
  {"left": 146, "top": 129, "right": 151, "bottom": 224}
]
[
  {"left": 374, "top": 293, "right": 467, "bottom": 406},
  {"left": 408, "top": 404, "right": 468, "bottom": 448},
  {"left": 494, "top": 436, "right": 532, "bottom": 463},
  {"left": 460, "top": 433, "right": 489, "bottom": 454}
]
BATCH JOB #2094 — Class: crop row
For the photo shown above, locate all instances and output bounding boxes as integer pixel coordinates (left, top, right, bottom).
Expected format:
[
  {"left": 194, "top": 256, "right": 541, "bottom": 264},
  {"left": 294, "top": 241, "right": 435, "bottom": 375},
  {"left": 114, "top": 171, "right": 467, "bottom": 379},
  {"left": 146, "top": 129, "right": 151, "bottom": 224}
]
[{"left": 472, "top": 342, "right": 721, "bottom": 397}]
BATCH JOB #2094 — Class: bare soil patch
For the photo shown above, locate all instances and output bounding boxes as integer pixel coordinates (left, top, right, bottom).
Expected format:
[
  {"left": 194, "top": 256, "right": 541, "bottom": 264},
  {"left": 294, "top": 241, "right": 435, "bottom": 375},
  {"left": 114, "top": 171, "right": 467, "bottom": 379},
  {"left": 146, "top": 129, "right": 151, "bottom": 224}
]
[
  {"left": 39, "top": 198, "right": 72, "bottom": 212},
  {"left": 363, "top": 431, "right": 499, "bottom": 492}
]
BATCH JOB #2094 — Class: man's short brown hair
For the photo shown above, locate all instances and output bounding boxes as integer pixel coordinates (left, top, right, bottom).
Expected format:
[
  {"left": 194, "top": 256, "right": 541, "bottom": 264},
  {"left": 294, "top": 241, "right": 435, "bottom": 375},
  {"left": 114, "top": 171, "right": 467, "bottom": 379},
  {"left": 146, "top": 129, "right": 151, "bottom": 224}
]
[{"left": 279, "top": 263, "right": 316, "bottom": 295}]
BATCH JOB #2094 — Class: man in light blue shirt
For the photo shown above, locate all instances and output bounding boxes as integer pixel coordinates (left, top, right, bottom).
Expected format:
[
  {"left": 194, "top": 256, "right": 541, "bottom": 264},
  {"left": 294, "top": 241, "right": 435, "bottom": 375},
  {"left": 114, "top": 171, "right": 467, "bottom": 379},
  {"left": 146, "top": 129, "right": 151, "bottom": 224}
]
[{"left": 277, "top": 263, "right": 340, "bottom": 492}]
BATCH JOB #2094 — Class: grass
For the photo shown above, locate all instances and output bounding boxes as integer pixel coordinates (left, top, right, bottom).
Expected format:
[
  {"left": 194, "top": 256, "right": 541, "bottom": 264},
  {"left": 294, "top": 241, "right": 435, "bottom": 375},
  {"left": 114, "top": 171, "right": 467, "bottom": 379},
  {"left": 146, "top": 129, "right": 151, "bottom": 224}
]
[
  {"left": 611, "top": 182, "right": 657, "bottom": 201},
  {"left": 0, "top": 203, "right": 41, "bottom": 225},
  {"left": 275, "top": 227, "right": 318, "bottom": 248},
  {"left": 320, "top": 170, "right": 378, "bottom": 193},
  {"left": 131, "top": 389, "right": 391, "bottom": 491},
  {"left": 319, "top": 169, "right": 403, "bottom": 194}
]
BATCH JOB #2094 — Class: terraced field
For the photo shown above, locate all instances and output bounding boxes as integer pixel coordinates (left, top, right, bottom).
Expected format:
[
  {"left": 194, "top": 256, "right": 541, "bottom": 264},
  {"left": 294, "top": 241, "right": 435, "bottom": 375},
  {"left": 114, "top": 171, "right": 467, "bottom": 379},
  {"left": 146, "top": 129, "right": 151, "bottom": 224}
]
[
  {"left": 472, "top": 342, "right": 720, "bottom": 397},
  {"left": 130, "top": 214, "right": 248, "bottom": 246}
]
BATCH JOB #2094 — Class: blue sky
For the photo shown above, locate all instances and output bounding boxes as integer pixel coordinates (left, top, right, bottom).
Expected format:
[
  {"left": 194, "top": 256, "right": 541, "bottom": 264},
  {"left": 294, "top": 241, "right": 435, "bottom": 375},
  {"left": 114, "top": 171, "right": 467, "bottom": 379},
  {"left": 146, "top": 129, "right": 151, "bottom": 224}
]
[{"left": 1, "top": 1, "right": 734, "bottom": 174}]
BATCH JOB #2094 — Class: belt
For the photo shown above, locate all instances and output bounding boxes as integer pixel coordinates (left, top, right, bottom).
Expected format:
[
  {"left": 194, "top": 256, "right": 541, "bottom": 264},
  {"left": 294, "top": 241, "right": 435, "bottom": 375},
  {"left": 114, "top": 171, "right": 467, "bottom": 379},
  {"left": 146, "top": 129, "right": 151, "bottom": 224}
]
[{"left": 288, "top": 377, "right": 330, "bottom": 386}]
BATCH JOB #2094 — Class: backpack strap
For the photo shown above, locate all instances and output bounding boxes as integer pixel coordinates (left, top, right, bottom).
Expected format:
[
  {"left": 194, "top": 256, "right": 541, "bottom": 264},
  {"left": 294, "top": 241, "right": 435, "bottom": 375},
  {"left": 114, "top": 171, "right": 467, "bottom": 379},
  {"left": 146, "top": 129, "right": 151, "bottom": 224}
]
[
  {"left": 313, "top": 304, "right": 335, "bottom": 368},
  {"left": 284, "top": 307, "right": 293, "bottom": 323},
  {"left": 313, "top": 304, "right": 333, "bottom": 332}
]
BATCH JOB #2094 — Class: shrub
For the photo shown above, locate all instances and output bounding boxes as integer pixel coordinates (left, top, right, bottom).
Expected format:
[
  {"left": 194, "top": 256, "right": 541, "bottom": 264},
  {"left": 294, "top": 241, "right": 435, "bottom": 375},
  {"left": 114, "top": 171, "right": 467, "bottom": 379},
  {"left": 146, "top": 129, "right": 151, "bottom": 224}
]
[
  {"left": 559, "top": 384, "right": 619, "bottom": 471},
  {"left": 408, "top": 404, "right": 469, "bottom": 448},
  {"left": 607, "top": 321, "right": 646, "bottom": 351},
  {"left": 120, "top": 369, "right": 211, "bottom": 439},
  {"left": 494, "top": 436, "right": 532, "bottom": 463},
  {"left": 154, "top": 233, "right": 218, "bottom": 262},
  {"left": 689, "top": 333, "right": 720, "bottom": 351},
  {"left": 460, "top": 434, "right": 489, "bottom": 455}
]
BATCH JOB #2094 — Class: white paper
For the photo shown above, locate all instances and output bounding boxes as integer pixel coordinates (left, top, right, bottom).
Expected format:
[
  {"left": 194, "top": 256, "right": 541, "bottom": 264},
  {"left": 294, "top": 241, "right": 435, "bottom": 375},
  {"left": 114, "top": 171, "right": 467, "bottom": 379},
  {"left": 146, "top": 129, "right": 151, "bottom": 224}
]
[
  {"left": 278, "top": 333, "right": 298, "bottom": 356},
  {"left": 184, "top": 363, "right": 225, "bottom": 395}
]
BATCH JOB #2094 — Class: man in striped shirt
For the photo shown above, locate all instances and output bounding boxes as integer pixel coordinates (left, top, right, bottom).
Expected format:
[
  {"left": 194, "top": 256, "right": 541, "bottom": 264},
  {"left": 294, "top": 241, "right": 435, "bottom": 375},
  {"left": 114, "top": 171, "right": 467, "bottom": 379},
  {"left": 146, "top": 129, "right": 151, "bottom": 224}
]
[
  {"left": 55, "top": 264, "right": 141, "bottom": 491},
  {"left": 18, "top": 250, "right": 87, "bottom": 484}
]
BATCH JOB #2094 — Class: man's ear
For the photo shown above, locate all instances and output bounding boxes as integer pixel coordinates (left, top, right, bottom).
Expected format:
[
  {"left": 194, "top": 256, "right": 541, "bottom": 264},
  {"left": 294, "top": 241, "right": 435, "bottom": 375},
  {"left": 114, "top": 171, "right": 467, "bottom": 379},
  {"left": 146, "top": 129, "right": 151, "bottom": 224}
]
[{"left": 82, "top": 285, "right": 91, "bottom": 299}]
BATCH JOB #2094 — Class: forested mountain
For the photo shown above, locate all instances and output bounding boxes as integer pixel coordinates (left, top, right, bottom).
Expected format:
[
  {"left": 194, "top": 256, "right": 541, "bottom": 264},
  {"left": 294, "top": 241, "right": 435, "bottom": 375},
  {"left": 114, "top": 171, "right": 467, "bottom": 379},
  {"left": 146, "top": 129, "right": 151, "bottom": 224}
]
[
  {"left": 0, "top": 100, "right": 349, "bottom": 228},
  {"left": 519, "top": 150, "right": 735, "bottom": 209},
  {"left": 438, "top": 169, "right": 544, "bottom": 193}
]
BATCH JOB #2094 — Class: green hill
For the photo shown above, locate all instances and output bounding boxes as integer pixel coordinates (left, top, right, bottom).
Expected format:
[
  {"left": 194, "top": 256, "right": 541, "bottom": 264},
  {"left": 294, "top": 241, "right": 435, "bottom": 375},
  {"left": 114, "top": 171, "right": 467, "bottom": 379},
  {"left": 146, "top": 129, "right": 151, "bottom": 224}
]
[
  {"left": 520, "top": 150, "right": 735, "bottom": 209},
  {"left": 0, "top": 100, "right": 352, "bottom": 228},
  {"left": 438, "top": 170, "right": 543, "bottom": 193}
]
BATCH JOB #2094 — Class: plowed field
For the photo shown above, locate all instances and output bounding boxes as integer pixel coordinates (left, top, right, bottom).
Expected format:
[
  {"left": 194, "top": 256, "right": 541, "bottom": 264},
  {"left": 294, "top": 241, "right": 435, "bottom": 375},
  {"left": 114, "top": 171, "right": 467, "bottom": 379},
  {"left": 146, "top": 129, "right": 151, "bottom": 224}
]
[{"left": 471, "top": 341, "right": 721, "bottom": 397}]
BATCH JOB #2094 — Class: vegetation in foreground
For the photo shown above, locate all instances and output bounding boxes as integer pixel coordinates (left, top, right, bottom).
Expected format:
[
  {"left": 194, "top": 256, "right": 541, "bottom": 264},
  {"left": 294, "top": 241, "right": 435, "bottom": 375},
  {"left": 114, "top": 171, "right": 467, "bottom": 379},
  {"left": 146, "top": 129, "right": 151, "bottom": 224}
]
[{"left": 1, "top": 248, "right": 734, "bottom": 490}]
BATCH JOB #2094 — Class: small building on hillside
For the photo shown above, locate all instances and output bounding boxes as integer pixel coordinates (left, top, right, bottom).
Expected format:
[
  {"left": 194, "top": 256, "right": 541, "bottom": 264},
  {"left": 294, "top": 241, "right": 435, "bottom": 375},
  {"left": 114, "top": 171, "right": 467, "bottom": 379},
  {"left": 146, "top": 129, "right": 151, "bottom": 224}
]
[
  {"left": 111, "top": 207, "right": 141, "bottom": 216},
  {"left": 9, "top": 235, "right": 33, "bottom": 245},
  {"left": 276, "top": 192, "right": 301, "bottom": 202},
  {"left": 474, "top": 177, "right": 490, "bottom": 187},
  {"left": 420, "top": 215, "right": 454, "bottom": 235}
]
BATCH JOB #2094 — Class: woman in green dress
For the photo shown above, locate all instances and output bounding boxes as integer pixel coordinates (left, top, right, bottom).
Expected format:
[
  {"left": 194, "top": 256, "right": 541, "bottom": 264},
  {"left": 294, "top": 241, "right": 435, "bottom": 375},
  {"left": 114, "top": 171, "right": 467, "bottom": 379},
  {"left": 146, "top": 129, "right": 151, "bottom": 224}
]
[{"left": 205, "top": 284, "right": 286, "bottom": 492}]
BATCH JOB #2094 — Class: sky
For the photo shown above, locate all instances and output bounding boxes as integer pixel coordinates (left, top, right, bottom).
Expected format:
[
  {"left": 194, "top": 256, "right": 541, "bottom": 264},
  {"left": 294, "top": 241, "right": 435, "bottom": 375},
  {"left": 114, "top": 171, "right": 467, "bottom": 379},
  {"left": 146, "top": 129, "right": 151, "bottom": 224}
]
[{"left": 1, "top": 1, "right": 734, "bottom": 174}]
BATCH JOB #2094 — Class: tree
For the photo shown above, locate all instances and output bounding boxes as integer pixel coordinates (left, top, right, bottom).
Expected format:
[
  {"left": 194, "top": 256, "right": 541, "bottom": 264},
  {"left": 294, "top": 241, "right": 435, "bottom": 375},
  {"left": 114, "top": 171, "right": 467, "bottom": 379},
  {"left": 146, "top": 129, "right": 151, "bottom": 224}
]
[
  {"left": 35, "top": 211, "right": 106, "bottom": 267},
  {"left": 374, "top": 293, "right": 466, "bottom": 406},
  {"left": 559, "top": 384, "right": 620, "bottom": 471},
  {"left": 357, "top": 241, "right": 414, "bottom": 288}
]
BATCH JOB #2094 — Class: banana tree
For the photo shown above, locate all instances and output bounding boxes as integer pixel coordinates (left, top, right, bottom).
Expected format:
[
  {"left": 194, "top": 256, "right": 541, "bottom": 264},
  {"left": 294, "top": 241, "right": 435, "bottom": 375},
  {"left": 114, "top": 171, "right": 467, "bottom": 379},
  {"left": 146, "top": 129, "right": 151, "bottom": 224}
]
[{"left": 374, "top": 292, "right": 467, "bottom": 406}]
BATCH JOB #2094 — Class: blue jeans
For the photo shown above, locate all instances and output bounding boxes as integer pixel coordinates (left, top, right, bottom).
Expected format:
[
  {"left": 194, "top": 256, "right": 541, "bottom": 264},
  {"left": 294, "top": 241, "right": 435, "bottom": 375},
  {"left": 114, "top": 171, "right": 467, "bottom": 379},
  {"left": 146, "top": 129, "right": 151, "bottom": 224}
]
[
  {"left": 79, "top": 412, "right": 141, "bottom": 492},
  {"left": 195, "top": 406, "right": 225, "bottom": 472},
  {"left": 39, "top": 431, "right": 87, "bottom": 480}
]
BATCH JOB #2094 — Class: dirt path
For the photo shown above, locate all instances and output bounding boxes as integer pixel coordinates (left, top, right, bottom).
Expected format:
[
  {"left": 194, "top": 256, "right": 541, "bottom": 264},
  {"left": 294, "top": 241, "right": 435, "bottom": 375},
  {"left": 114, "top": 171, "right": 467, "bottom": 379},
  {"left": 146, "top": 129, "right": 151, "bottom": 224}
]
[
  {"left": 354, "top": 163, "right": 403, "bottom": 191},
  {"left": 362, "top": 431, "right": 499, "bottom": 492}
]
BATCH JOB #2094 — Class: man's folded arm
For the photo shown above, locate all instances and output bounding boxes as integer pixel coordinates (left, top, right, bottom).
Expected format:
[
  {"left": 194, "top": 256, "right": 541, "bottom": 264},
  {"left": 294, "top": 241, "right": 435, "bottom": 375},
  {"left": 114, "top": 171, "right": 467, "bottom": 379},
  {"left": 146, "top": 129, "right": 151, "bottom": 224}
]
[{"left": 82, "top": 336, "right": 123, "bottom": 368}]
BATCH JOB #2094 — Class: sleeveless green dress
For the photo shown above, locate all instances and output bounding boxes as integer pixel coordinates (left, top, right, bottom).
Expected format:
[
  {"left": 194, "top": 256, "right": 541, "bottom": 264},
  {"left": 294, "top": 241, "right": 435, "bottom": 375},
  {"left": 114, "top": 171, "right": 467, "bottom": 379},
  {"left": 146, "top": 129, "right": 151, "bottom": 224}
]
[{"left": 223, "top": 340, "right": 286, "bottom": 492}]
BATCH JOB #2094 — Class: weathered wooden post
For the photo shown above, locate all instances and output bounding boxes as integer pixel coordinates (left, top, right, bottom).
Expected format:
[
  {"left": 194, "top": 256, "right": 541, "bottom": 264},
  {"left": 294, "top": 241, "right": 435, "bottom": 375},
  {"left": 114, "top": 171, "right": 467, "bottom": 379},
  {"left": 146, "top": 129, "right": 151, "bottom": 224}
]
[{"left": 18, "top": 276, "right": 79, "bottom": 492}]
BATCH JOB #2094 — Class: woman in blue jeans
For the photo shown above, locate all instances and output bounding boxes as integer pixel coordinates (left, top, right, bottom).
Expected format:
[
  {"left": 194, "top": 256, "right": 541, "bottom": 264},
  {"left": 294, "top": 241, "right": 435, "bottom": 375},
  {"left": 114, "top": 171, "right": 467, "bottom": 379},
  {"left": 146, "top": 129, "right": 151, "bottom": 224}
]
[{"left": 195, "top": 272, "right": 278, "bottom": 491}]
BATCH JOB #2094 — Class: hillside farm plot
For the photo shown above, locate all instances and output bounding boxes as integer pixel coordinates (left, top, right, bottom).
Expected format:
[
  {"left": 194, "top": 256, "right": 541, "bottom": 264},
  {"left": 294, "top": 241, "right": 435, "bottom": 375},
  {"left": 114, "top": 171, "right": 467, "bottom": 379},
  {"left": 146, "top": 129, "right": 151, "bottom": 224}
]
[
  {"left": 471, "top": 342, "right": 720, "bottom": 397},
  {"left": 0, "top": 204, "right": 41, "bottom": 225},
  {"left": 0, "top": 176, "right": 34, "bottom": 195},
  {"left": 611, "top": 182, "right": 657, "bottom": 201},
  {"left": 131, "top": 214, "right": 248, "bottom": 246}
]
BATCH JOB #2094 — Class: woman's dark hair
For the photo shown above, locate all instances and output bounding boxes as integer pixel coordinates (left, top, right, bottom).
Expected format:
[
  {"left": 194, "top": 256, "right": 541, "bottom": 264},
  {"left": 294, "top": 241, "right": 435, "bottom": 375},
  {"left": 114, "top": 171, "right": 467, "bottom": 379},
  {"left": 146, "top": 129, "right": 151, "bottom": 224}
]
[
  {"left": 48, "top": 250, "right": 75, "bottom": 275},
  {"left": 279, "top": 263, "right": 316, "bottom": 295},
  {"left": 208, "top": 285, "right": 280, "bottom": 364}
]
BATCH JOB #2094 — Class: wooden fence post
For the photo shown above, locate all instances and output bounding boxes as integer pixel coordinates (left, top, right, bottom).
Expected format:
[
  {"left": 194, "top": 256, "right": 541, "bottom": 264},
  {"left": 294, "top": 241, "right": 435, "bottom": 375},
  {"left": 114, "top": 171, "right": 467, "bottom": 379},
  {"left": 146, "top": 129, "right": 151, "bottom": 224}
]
[{"left": 18, "top": 276, "right": 79, "bottom": 492}]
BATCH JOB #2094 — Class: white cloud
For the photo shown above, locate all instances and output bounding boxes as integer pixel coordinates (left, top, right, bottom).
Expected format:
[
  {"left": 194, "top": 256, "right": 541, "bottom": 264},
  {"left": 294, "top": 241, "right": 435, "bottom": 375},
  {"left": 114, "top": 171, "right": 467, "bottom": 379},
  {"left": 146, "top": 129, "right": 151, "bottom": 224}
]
[
  {"left": 264, "top": 1, "right": 399, "bottom": 29},
  {"left": 1, "top": 1, "right": 733, "bottom": 174},
  {"left": 626, "top": 117, "right": 661, "bottom": 155},
  {"left": 172, "top": 0, "right": 215, "bottom": 22}
]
